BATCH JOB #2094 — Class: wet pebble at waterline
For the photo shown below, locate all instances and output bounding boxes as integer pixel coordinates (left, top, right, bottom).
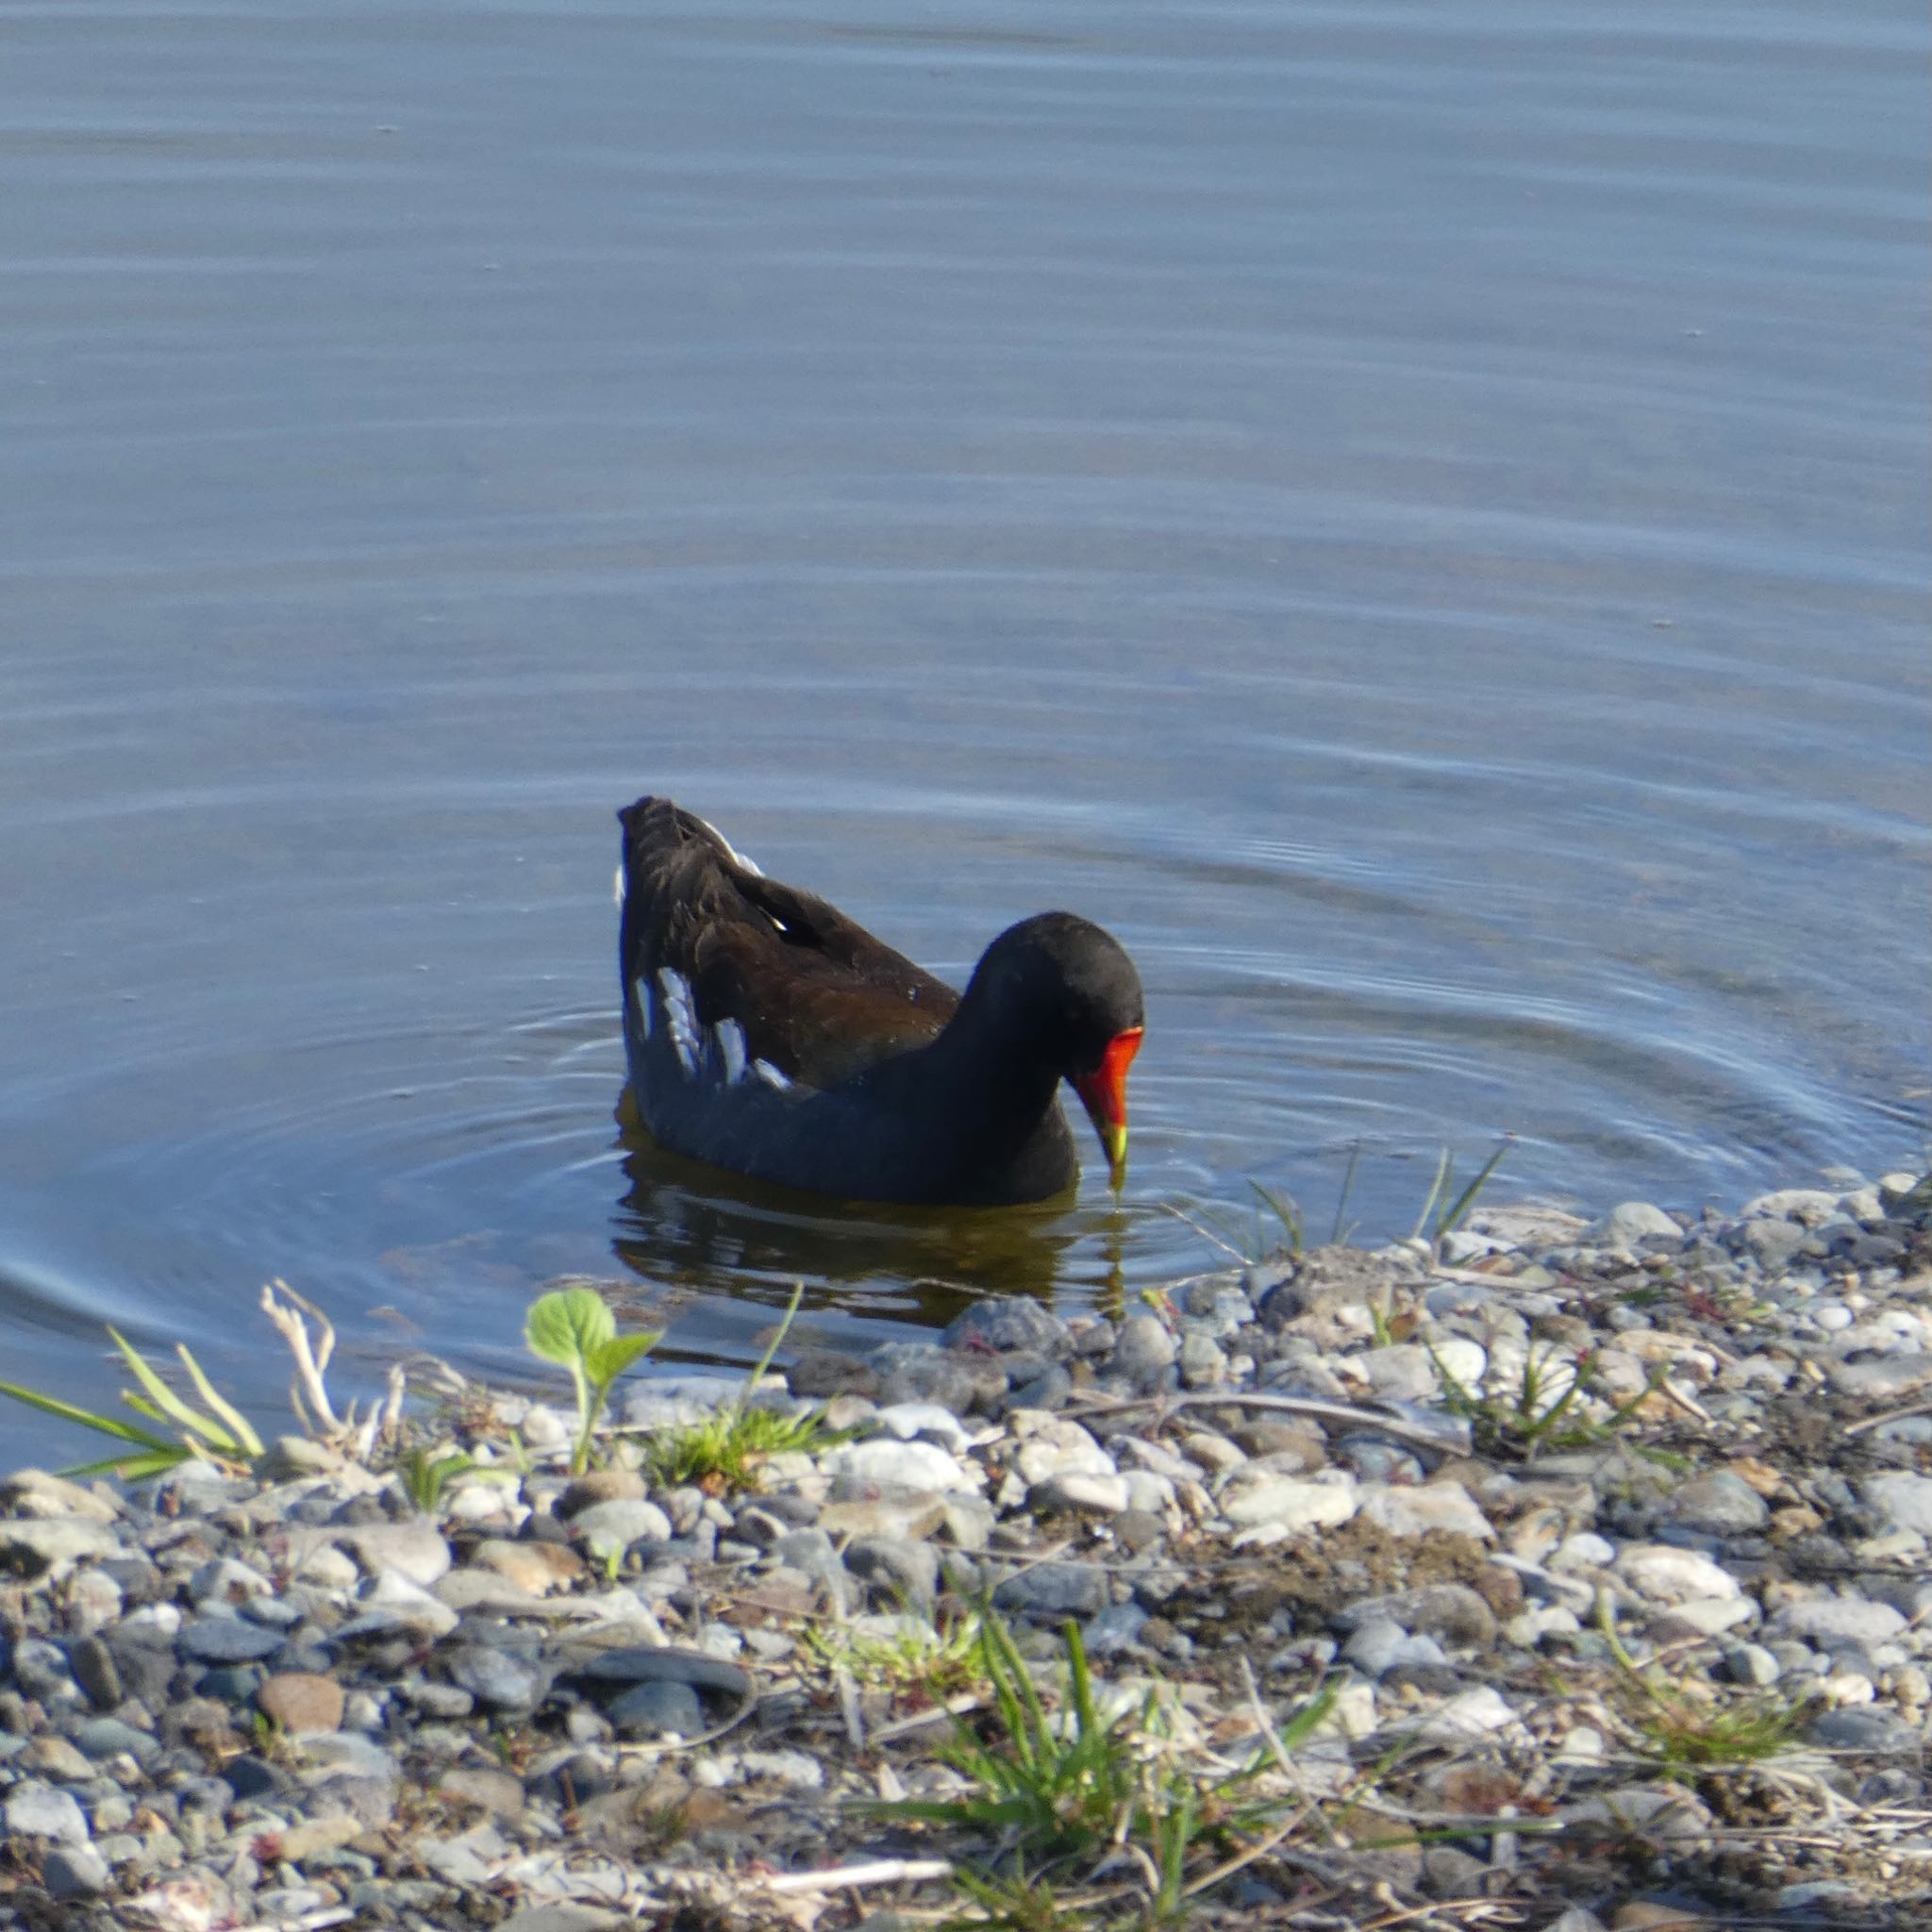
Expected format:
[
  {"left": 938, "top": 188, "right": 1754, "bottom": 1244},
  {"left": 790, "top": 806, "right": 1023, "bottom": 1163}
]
[{"left": 0, "top": 1168, "right": 1928, "bottom": 1927}]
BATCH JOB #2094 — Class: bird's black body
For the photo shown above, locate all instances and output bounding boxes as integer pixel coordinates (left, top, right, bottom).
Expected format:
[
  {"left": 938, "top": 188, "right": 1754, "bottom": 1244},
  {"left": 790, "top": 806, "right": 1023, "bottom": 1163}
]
[{"left": 616, "top": 796, "right": 1143, "bottom": 1206}]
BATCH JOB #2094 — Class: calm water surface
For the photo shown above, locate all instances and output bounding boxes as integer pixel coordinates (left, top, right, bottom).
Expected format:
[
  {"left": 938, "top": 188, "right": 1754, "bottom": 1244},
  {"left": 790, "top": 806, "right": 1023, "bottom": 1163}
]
[{"left": 2, "top": 1, "right": 1927, "bottom": 1457}]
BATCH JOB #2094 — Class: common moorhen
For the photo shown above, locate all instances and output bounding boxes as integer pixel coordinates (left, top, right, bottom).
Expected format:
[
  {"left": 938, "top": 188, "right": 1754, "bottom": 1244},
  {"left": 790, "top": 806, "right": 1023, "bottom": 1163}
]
[{"left": 616, "top": 797, "right": 1143, "bottom": 1205}]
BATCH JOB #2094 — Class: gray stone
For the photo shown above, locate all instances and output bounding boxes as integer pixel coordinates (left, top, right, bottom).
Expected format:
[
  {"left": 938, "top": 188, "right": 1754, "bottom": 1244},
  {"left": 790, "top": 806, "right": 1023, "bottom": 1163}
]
[
  {"left": 1342, "top": 1619, "right": 1445, "bottom": 1676},
  {"left": 1740, "top": 1219, "right": 1809, "bottom": 1269},
  {"left": 498, "top": 1909, "right": 626, "bottom": 1932},
  {"left": 1083, "top": 1603, "right": 1150, "bottom": 1657},
  {"left": 340, "top": 1519, "right": 452, "bottom": 1587},
  {"left": 572, "top": 1647, "right": 752, "bottom": 1699},
  {"left": 4, "top": 1781, "right": 91, "bottom": 1844},
  {"left": 844, "top": 1536, "right": 940, "bottom": 1610},
  {"left": 1334, "top": 1584, "right": 1497, "bottom": 1650},
  {"left": 1177, "top": 1332, "right": 1227, "bottom": 1389},
  {"left": 866, "top": 1342, "right": 999, "bottom": 1415},
  {"left": 570, "top": 1498, "right": 674, "bottom": 1556},
  {"left": 178, "top": 1616, "right": 285, "bottom": 1664},
  {"left": 75, "top": 1716, "right": 161, "bottom": 1762},
  {"left": 1809, "top": 1707, "right": 1923, "bottom": 1755},
  {"left": 1111, "top": 1315, "right": 1176, "bottom": 1386},
  {"left": 1863, "top": 1473, "right": 1932, "bottom": 1537},
  {"left": 607, "top": 1678, "right": 705, "bottom": 1738},
  {"left": 1590, "top": 1202, "right": 1680, "bottom": 1246},
  {"left": 992, "top": 1561, "right": 1108, "bottom": 1619},
  {"left": 41, "top": 1843, "right": 109, "bottom": 1899},
  {"left": 8, "top": 1636, "right": 81, "bottom": 1702},
  {"left": 446, "top": 1646, "right": 550, "bottom": 1714},
  {"left": 1724, "top": 1643, "right": 1782, "bottom": 1688},
  {"left": 942, "top": 1298, "right": 1070, "bottom": 1357},
  {"left": 1667, "top": 1474, "right": 1770, "bottom": 1538},
  {"left": 0, "top": 1517, "right": 118, "bottom": 1574},
  {"left": 1830, "top": 1357, "right": 1932, "bottom": 1399},
  {"left": 0, "top": 1470, "right": 120, "bottom": 1523},
  {"left": 1770, "top": 1598, "right": 1907, "bottom": 1646}
]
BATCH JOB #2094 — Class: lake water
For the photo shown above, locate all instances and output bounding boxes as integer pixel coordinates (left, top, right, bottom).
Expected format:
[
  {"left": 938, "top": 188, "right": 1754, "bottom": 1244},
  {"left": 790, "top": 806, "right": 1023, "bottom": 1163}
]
[{"left": 2, "top": 1, "right": 1926, "bottom": 1460}]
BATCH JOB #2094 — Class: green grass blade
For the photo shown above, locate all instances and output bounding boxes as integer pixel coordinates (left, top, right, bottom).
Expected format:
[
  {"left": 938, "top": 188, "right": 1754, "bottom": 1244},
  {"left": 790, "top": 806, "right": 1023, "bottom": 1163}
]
[
  {"left": 1330, "top": 1140, "right": 1361, "bottom": 1244},
  {"left": 1409, "top": 1148, "right": 1450, "bottom": 1241},
  {"left": 0, "top": 1379, "right": 176, "bottom": 1451},
  {"left": 62, "top": 1447, "right": 192, "bottom": 1480},
  {"left": 1437, "top": 1135, "right": 1512, "bottom": 1237},
  {"left": 175, "top": 1345, "right": 263, "bottom": 1457},
  {"left": 108, "top": 1328, "right": 216, "bottom": 1442}
]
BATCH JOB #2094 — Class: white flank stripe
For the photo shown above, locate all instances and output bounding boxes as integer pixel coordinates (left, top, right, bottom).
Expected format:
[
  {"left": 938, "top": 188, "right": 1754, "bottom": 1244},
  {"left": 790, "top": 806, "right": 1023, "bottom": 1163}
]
[
  {"left": 632, "top": 975, "right": 653, "bottom": 1038},
  {"left": 657, "top": 967, "right": 701, "bottom": 1076},
  {"left": 753, "top": 1058, "right": 792, "bottom": 1091},
  {"left": 613, "top": 863, "right": 626, "bottom": 906},
  {"left": 715, "top": 1019, "right": 748, "bottom": 1085}
]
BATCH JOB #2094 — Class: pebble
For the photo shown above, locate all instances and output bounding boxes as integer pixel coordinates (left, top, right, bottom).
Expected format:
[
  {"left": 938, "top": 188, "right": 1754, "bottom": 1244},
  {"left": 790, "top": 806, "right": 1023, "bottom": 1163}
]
[
  {"left": 1221, "top": 1471, "right": 1360, "bottom": 1533},
  {"left": 822, "top": 1438, "right": 978, "bottom": 1493},
  {"left": 5, "top": 1780, "right": 91, "bottom": 1844},
  {"left": 258, "top": 1670, "right": 346, "bottom": 1733},
  {"left": 1357, "top": 1481, "right": 1493, "bottom": 1541},
  {"left": 1770, "top": 1597, "right": 1907, "bottom": 1646},
  {"left": 1863, "top": 1471, "right": 1932, "bottom": 1536},
  {"left": 446, "top": 1646, "right": 550, "bottom": 1715},
  {"left": 1112, "top": 1314, "right": 1177, "bottom": 1385},
  {"left": 341, "top": 1519, "right": 453, "bottom": 1587}
]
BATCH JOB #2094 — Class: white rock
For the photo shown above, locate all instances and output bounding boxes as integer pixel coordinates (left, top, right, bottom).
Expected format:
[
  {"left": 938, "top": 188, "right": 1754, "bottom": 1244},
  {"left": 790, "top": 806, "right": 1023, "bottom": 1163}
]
[
  {"left": 1653, "top": 1596, "right": 1757, "bottom": 1638},
  {"left": 823, "top": 1439, "right": 979, "bottom": 1494},
  {"left": 1548, "top": 1532, "right": 1617, "bottom": 1573},
  {"left": 1029, "top": 1473, "right": 1130, "bottom": 1517},
  {"left": 190, "top": 1556, "right": 273, "bottom": 1602},
  {"left": 0, "top": 1518, "right": 119, "bottom": 1572},
  {"left": 1505, "top": 1605, "right": 1582, "bottom": 1646},
  {"left": 363, "top": 1569, "right": 460, "bottom": 1636},
  {"left": 0, "top": 1470, "right": 121, "bottom": 1524},
  {"left": 1009, "top": 1418, "right": 1115, "bottom": 1485},
  {"left": 1220, "top": 1471, "right": 1359, "bottom": 1532},
  {"left": 874, "top": 1403, "right": 974, "bottom": 1452},
  {"left": 1357, "top": 1482, "right": 1494, "bottom": 1541},
  {"left": 1122, "top": 1472, "right": 1177, "bottom": 1515},
  {"left": 1416, "top": 1686, "right": 1517, "bottom": 1742},
  {"left": 4, "top": 1782, "right": 90, "bottom": 1844},
  {"left": 1553, "top": 1725, "right": 1607, "bottom": 1766},
  {"left": 294, "top": 1541, "right": 360, "bottom": 1591},
  {"left": 1355, "top": 1344, "right": 1443, "bottom": 1404},
  {"left": 1614, "top": 1544, "right": 1741, "bottom": 1606}
]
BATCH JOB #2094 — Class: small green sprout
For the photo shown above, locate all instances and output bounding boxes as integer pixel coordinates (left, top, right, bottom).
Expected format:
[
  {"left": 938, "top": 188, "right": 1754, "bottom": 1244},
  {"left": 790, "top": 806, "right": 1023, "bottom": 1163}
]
[{"left": 523, "top": 1285, "right": 659, "bottom": 1475}]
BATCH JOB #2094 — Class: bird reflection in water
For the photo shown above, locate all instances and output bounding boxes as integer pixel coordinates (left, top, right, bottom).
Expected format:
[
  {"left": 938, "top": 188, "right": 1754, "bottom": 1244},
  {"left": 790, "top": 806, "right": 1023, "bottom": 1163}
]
[{"left": 609, "top": 1111, "right": 1124, "bottom": 1341}]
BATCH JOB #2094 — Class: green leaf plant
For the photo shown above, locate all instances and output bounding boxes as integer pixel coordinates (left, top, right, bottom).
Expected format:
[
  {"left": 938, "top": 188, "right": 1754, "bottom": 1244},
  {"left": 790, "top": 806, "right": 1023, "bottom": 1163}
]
[{"left": 523, "top": 1285, "right": 660, "bottom": 1474}]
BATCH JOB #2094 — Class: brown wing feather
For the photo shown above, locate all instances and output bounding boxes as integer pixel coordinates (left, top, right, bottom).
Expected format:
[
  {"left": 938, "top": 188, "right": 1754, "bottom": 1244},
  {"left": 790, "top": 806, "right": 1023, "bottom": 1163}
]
[{"left": 622, "top": 798, "right": 958, "bottom": 1092}]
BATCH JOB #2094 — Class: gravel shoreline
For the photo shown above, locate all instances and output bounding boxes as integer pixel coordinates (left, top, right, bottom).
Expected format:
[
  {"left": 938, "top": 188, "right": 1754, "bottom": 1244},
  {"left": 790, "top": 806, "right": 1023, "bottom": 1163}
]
[{"left": 3, "top": 1165, "right": 1931, "bottom": 1931}]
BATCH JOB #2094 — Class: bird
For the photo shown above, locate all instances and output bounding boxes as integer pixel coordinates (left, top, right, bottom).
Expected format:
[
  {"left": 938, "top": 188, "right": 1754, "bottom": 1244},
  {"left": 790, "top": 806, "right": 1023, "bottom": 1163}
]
[{"left": 615, "top": 796, "right": 1143, "bottom": 1206}]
